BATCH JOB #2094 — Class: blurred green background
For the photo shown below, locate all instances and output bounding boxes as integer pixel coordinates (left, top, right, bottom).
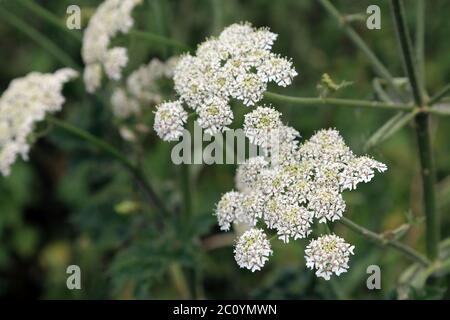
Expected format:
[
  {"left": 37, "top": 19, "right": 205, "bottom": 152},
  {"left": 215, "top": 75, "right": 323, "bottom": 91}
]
[{"left": 1, "top": 0, "right": 450, "bottom": 299}]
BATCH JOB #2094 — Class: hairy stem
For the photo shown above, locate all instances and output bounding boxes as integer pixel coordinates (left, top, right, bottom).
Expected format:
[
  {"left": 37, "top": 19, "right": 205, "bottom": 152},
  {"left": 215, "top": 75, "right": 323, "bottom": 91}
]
[
  {"left": 264, "top": 91, "right": 414, "bottom": 111},
  {"left": 391, "top": 0, "right": 439, "bottom": 260},
  {"left": 339, "top": 217, "right": 430, "bottom": 266},
  {"left": 47, "top": 116, "right": 170, "bottom": 219}
]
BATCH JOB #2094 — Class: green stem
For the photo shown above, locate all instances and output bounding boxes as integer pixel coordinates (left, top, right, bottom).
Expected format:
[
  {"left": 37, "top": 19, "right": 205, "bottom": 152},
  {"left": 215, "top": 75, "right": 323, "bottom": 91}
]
[
  {"left": 0, "top": 8, "right": 80, "bottom": 70},
  {"left": 339, "top": 217, "right": 430, "bottom": 266},
  {"left": 391, "top": 0, "right": 424, "bottom": 106},
  {"left": 129, "top": 30, "right": 192, "bottom": 52},
  {"left": 17, "top": 0, "right": 82, "bottom": 42},
  {"left": 318, "top": 0, "right": 401, "bottom": 96},
  {"left": 391, "top": 0, "right": 439, "bottom": 260},
  {"left": 415, "top": 0, "right": 426, "bottom": 95},
  {"left": 428, "top": 84, "right": 450, "bottom": 106},
  {"left": 414, "top": 113, "right": 439, "bottom": 260},
  {"left": 264, "top": 91, "right": 414, "bottom": 111},
  {"left": 47, "top": 116, "right": 170, "bottom": 219}
]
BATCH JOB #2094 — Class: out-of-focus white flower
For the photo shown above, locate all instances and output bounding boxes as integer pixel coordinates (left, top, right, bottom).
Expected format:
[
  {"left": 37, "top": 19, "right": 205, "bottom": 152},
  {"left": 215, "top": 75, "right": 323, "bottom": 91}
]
[
  {"left": 111, "top": 88, "right": 140, "bottom": 119},
  {"left": 153, "top": 100, "right": 187, "bottom": 141},
  {"left": 234, "top": 228, "right": 272, "bottom": 272},
  {"left": 111, "top": 57, "right": 179, "bottom": 123},
  {"left": 103, "top": 47, "right": 128, "bottom": 80},
  {"left": 82, "top": 0, "right": 142, "bottom": 92},
  {"left": 171, "top": 22, "right": 297, "bottom": 133},
  {"left": 243, "top": 106, "right": 282, "bottom": 148},
  {"left": 119, "top": 126, "right": 137, "bottom": 142},
  {"left": 126, "top": 57, "right": 179, "bottom": 104},
  {"left": 305, "top": 234, "right": 354, "bottom": 280},
  {"left": 0, "top": 68, "right": 78, "bottom": 176},
  {"left": 196, "top": 96, "right": 233, "bottom": 135},
  {"left": 83, "top": 63, "right": 102, "bottom": 93}
]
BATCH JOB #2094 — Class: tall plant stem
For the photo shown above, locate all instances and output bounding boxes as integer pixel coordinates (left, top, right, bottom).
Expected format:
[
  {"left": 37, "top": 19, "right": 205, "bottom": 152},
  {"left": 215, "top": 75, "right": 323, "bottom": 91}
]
[
  {"left": 391, "top": 0, "right": 439, "bottom": 260},
  {"left": 339, "top": 217, "right": 430, "bottom": 266},
  {"left": 47, "top": 116, "right": 170, "bottom": 219},
  {"left": 264, "top": 92, "right": 414, "bottom": 111},
  {"left": 416, "top": 0, "right": 426, "bottom": 94},
  {"left": 318, "top": 0, "right": 401, "bottom": 96}
]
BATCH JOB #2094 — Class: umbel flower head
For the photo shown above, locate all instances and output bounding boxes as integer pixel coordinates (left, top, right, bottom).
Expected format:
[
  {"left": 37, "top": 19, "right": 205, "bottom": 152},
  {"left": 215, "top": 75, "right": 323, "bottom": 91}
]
[
  {"left": 305, "top": 234, "right": 355, "bottom": 280},
  {"left": 153, "top": 101, "right": 187, "bottom": 141},
  {"left": 215, "top": 118, "right": 387, "bottom": 279},
  {"left": 0, "top": 68, "right": 78, "bottom": 176},
  {"left": 234, "top": 228, "right": 273, "bottom": 272},
  {"left": 154, "top": 22, "right": 298, "bottom": 138},
  {"left": 82, "top": 0, "right": 142, "bottom": 93}
]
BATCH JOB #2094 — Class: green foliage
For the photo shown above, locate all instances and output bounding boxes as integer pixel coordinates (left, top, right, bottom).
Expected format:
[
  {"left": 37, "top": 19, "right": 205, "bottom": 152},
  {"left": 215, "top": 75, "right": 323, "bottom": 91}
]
[{"left": 1, "top": 0, "right": 450, "bottom": 299}]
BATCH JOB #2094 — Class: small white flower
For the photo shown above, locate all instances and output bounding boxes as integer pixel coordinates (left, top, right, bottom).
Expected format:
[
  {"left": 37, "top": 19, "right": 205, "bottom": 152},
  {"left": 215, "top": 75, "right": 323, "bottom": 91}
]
[
  {"left": 196, "top": 96, "right": 233, "bottom": 135},
  {"left": 153, "top": 100, "right": 187, "bottom": 141},
  {"left": 234, "top": 228, "right": 272, "bottom": 272},
  {"left": 258, "top": 54, "right": 297, "bottom": 87},
  {"left": 340, "top": 156, "right": 388, "bottom": 190},
  {"left": 235, "top": 156, "right": 268, "bottom": 192},
  {"left": 239, "top": 191, "right": 265, "bottom": 226},
  {"left": 307, "top": 187, "right": 346, "bottom": 223},
  {"left": 231, "top": 73, "right": 267, "bottom": 106},
  {"left": 305, "top": 234, "right": 355, "bottom": 280},
  {"left": 244, "top": 106, "right": 282, "bottom": 148},
  {"left": 215, "top": 191, "right": 244, "bottom": 231}
]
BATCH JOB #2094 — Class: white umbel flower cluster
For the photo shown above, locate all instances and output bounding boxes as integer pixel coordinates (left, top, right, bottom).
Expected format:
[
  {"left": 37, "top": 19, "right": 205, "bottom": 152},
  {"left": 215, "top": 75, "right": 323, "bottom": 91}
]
[
  {"left": 215, "top": 116, "right": 386, "bottom": 278},
  {"left": 111, "top": 57, "right": 178, "bottom": 119},
  {"left": 155, "top": 22, "right": 297, "bottom": 138},
  {"left": 153, "top": 101, "right": 187, "bottom": 141},
  {"left": 305, "top": 234, "right": 355, "bottom": 280},
  {"left": 234, "top": 228, "right": 273, "bottom": 272},
  {"left": 243, "top": 105, "right": 282, "bottom": 148},
  {"left": 0, "top": 69, "right": 78, "bottom": 176},
  {"left": 82, "top": 0, "right": 142, "bottom": 93}
]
